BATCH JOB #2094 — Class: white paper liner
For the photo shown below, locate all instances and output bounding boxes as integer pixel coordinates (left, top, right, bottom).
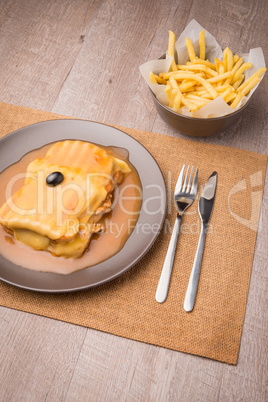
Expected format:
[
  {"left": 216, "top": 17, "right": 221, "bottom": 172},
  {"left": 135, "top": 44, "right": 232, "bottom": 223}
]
[{"left": 139, "top": 19, "right": 266, "bottom": 118}]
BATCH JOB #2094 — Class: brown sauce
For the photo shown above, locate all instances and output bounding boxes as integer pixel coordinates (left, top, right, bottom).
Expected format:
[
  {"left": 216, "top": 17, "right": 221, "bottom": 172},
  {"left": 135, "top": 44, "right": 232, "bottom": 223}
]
[{"left": 0, "top": 142, "right": 142, "bottom": 274}]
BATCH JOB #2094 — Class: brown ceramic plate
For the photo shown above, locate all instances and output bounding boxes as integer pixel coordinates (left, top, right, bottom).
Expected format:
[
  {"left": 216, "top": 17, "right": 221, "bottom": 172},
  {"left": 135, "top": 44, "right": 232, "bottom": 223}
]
[{"left": 0, "top": 120, "right": 166, "bottom": 293}]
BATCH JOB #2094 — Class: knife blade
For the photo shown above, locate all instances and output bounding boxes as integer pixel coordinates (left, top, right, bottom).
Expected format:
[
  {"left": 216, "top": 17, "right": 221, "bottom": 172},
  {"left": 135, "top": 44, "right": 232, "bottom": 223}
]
[{"left": 184, "top": 171, "right": 217, "bottom": 312}]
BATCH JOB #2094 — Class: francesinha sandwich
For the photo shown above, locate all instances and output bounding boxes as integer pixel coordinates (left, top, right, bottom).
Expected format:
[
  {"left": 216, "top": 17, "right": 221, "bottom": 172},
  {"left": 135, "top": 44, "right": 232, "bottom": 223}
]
[{"left": 0, "top": 140, "right": 131, "bottom": 258}]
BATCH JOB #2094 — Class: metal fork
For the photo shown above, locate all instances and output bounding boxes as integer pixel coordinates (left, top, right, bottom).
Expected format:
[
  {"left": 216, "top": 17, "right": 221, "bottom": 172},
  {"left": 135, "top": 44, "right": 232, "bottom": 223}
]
[{"left": 156, "top": 164, "right": 198, "bottom": 303}]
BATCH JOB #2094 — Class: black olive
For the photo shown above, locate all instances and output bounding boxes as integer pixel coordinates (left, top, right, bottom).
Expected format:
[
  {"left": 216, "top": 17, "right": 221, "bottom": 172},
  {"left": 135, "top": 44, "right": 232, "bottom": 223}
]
[{"left": 46, "top": 171, "right": 64, "bottom": 187}]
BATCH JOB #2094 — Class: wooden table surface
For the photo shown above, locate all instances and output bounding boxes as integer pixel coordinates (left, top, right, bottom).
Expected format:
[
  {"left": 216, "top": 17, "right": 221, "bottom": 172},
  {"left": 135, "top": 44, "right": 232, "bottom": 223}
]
[{"left": 0, "top": 0, "right": 267, "bottom": 400}]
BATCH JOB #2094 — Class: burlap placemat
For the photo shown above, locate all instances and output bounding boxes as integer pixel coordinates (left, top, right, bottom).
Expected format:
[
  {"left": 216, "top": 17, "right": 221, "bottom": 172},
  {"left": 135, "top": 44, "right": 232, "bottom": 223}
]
[{"left": 0, "top": 102, "right": 267, "bottom": 364}]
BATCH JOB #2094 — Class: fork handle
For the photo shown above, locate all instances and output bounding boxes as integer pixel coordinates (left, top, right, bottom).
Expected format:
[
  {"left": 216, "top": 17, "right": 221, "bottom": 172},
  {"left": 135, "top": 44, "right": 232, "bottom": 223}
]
[
  {"left": 155, "top": 215, "right": 181, "bottom": 303},
  {"left": 184, "top": 224, "right": 207, "bottom": 312}
]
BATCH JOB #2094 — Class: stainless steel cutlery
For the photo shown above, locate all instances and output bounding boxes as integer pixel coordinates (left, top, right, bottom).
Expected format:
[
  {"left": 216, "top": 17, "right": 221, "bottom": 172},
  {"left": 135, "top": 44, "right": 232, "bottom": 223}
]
[
  {"left": 156, "top": 166, "right": 217, "bottom": 310},
  {"left": 184, "top": 171, "right": 217, "bottom": 312},
  {"left": 156, "top": 164, "right": 198, "bottom": 303}
]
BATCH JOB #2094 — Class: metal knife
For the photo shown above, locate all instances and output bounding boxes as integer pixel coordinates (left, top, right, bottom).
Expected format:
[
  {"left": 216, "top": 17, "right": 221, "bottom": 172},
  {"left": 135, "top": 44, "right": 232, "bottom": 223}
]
[{"left": 184, "top": 171, "right": 217, "bottom": 312}]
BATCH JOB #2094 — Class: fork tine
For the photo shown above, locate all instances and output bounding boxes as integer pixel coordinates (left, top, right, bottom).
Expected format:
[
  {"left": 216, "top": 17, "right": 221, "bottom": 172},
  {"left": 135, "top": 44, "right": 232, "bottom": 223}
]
[
  {"left": 181, "top": 165, "right": 189, "bottom": 192},
  {"left": 190, "top": 167, "right": 198, "bottom": 195},
  {"left": 175, "top": 164, "right": 185, "bottom": 193},
  {"left": 186, "top": 166, "right": 193, "bottom": 193}
]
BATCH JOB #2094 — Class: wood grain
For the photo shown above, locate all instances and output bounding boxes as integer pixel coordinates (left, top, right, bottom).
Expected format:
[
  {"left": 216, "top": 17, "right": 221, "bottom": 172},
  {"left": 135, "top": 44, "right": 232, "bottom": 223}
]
[{"left": 0, "top": 0, "right": 267, "bottom": 400}]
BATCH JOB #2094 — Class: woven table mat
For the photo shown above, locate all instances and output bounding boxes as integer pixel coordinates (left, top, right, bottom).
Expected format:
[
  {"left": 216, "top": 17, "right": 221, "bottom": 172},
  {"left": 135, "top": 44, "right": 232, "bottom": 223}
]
[{"left": 0, "top": 102, "right": 267, "bottom": 364}]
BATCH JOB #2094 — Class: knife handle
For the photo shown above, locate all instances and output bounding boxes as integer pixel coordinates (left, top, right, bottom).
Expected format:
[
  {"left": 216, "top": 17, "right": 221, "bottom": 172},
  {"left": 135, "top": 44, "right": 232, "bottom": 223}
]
[
  {"left": 184, "top": 224, "right": 207, "bottom": 312},
  {"left": 155, "top": 215, "right": 181, "bottom": 303}
]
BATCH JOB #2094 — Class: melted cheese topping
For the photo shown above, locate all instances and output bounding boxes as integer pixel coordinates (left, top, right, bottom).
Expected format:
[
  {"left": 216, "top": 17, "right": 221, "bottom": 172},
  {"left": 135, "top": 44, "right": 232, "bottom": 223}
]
[{"left": 0, "top": 141, "right": 131, "bottom": 258}]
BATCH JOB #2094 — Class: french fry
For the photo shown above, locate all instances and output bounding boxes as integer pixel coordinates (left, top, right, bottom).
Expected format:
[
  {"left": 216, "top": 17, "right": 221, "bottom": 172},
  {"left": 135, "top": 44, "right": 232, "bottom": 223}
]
[
  {"left": 215, "top": 84, "right": 232, "bottom": 92},
  {"left": 192, "top": 89, "right": 212, "bottom": 98},
  {"left": 233, "top": 54, "right": 239, "bottom": 64},
  {"left": 172, "top": 88, "right": 178, "bottom": 99},
  {"left": 169, "top": 76, "right": 180, "bottom": 90},
  {"left": 222, "top": 47, "right": 229, "bottom": 72},
  {"left": 214, "top": 58, "right": 220, "bottom": 73},
  {"left": 189, "top": 75, "right": 218, "bottom": 98},
  {"left": 181, "top": 95, "right": 198, "bottom": 111},
  {"left": 171, "top": 73, "right": 218, "bottom": 99},
  {"left": 155, "top": 75, "right": 167, "bottom": 84},
  {"left": 185, "top": 98, "right": 208, "bottom": 108},
  {"left": 230, "top": 93, "right": 243, "bottom": 109},
  {"left": 224, "top": 57, "right": 243, "bottom": 84},
  {"left": 232, "top": 74, "right": 244, "bottom": 90},
  {"left": 172, "top": 73, "right": 203, "bottom": 81},
  {"left": 174, "top": 90, "right": 182, "bottom": 110},
  {"left": 233, "top": 62, "right": 252, "bottom": 83},
  {"left": 199, "top": 30, "right": 206, "bottom": 59},
  {"left": 217, "top": 61, "right": 225, "bottom": 85},
  {"left": 159, "top": 71, "right": 194, "bottom": 79},
  {"left": 186, "top": 94, "right": 210, "bottom": 103},
  {"left": 201, "top": 93, "right": 213, "bottom": 99},
  {"left": 179, "top": 80, "right": 196, "bottom": 92},
  {"left": 225, "top": 92, "right": 237, "bottom": 103},
  {"left": 240, "top": 76, "right": 260, "bottom": 96},
  {"left": 218, "top": 62, "right": 225, "bottom": 75},
  {"left": 149, "top": 72, "right": 167, "bottom": 85},
  {"left": 207, "top": 71, "right": 232, "bottom": 83},
  {"left": 236, "top": 67, "right": 267, "bottom": 92},
  {"left": 150, "top": 29, "right": 266, "bottom": 115},
  {"left": 224, "top": 47, "right": 233, "bottom": 71},
  {"left": 185, "top": 37, "right": 196, "bottom": 63},
  {"left": 168, "top": 30, "right": 178, "bottom": 71},
  {"left": 193, "top": 57, "right": 216, "bottom": 70},
  {"left": 193, "top": 86, "right": 207, "bottom": 92},
  {"left": 177, "top": 64, "right": 217, "bottom": 76},
  {"left": 221, "top": 87, "right": 234, "bottom": 101},
  {"left": 165, "top": 82, "right": 174, "bottom": 107},
  {"left": 233, "top": 63, "right": 253, "bottom": 84},
  {"left": 195, "top": 72, "right": 206, "bottom": 78},
  {"left": 149, "top": 71, "right": 157, "bottom": 84}
]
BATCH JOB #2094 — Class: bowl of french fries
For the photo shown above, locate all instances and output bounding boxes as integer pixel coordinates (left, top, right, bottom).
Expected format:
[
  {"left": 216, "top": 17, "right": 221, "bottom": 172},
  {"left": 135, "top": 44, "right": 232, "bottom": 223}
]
[{"left": 139, "top": 20, "right": 266, "bottom": 137}]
